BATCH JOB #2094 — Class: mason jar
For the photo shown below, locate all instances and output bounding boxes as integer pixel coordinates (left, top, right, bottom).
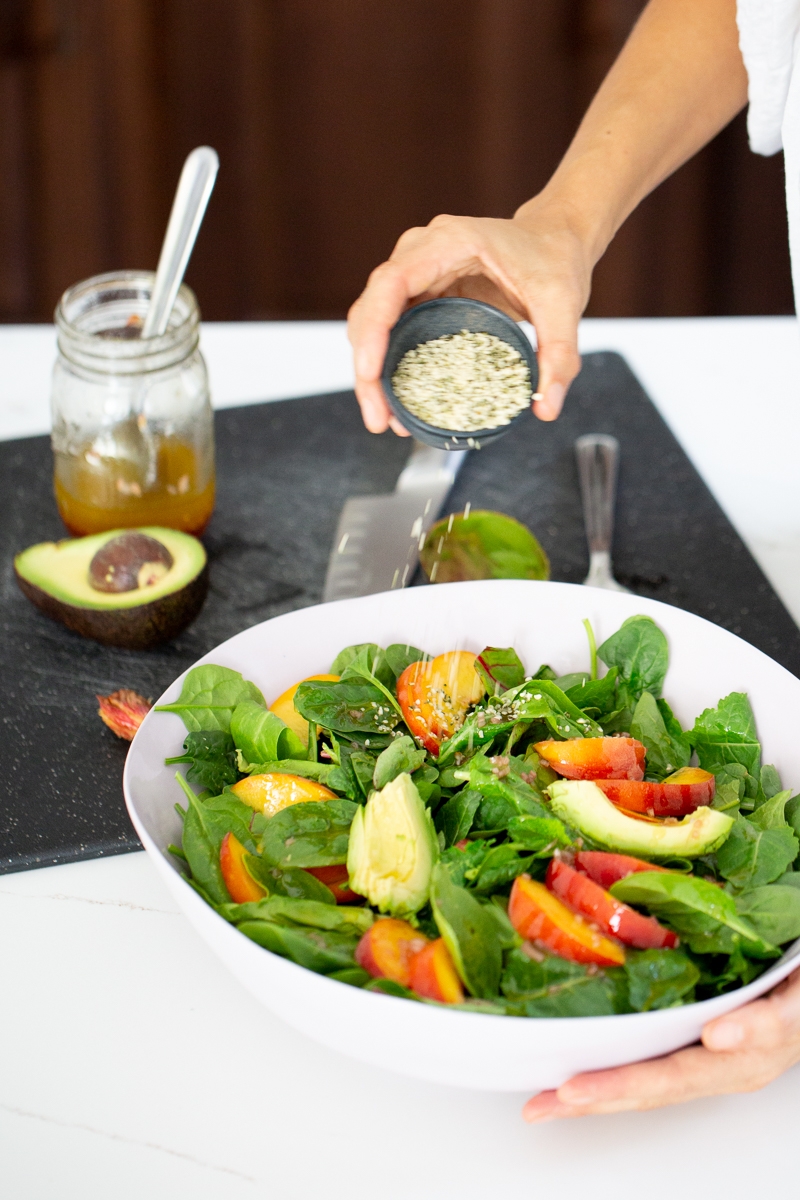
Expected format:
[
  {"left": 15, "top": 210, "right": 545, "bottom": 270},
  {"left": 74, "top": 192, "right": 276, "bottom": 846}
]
[{"left": 51, "top": 270, "right": 215, "bottom": 536}]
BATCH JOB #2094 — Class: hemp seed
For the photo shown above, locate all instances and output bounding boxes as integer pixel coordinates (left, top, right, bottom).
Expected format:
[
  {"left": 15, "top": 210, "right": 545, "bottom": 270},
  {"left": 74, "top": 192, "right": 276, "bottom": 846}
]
[{"left": 391, "top": 329, "right": 531, "bottom": 431}]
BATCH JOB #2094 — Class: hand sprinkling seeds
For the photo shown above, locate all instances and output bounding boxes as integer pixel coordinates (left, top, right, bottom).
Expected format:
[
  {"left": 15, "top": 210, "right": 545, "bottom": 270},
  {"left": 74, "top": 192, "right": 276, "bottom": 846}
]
[{"left": 391, "top": 329, "right": 531, "bottom": 432}]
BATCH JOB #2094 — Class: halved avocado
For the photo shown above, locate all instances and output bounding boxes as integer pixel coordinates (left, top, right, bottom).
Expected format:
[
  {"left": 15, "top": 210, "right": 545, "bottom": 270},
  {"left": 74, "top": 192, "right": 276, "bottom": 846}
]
[
  {"left": 14, "top": 526, "right": 208, "bottom": 649},
  {"left": 547, "top": 779, "right": 734, "bottom": 859}
]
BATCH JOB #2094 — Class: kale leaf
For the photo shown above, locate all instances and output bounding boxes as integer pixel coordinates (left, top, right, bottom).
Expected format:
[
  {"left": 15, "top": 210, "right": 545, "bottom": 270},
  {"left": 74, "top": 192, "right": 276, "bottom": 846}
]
[{"left": 716, "top": 816, "right": 798, "bottom": 890}]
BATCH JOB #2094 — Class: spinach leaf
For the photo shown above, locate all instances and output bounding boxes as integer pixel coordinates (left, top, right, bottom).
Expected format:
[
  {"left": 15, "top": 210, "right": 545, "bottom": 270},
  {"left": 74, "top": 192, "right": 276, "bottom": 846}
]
[
  {"left": 437, "top": 788, "right": 483, "bottom": 847},
  {"left": 624, "top": 948, "right": 699, "bottom": 1011},
  {"left": 776, "top": 871, "right": 800, "bottom": 889},
  {"left": 736, "top": 885, "right": 800, "bottom": 945},
  {"left": 258, "top": 799, "right": 358, "bottom": 868},
  {"left": 564, "top": 668, "right": 619, "bottom": 716},
  {"left": 466, "top": 754, "right": 550, "bottom": 832},
  {"left": 610, "top": 870, "right": 776, "bottom": 958},
  {"left": 293, "top": 679, "right": 401, "bottom": 735},
  {"left": 716, "top": 816, "right": 798, "bottom": 890},
  {"left": 500, "top": 948, "right": 621, "bottom": 1017},
  {"left": 532, "top": 664, "right": 557, "bottom": 681},
  {"left": 243, "top": 854, "right": 337, "bottom": 903},
  {"left": 474, "top": 647, "right": 526, "bottom": 695},
  {"left": 328, "top": 966, "right": 372, "bottom": 988},
  {"left": 436, "top": 680, "right": 601, "bottom": 766},
  {"left": 384, "top": 643, "right": 428, "bottom": 680},
  {"left": 226, "top": 894, "right": 373, "bottom": 934},
  {"left": 597, "top": 615, "right": 669, "bottom": 725},
  {"left": 695, "top": 945, "right": 765, "bottom": 994},
  {"left": 176, "top": 775, "right": 261, "bottom": 905},
  {"left": 330, "top": 643, "right": 392, "bottom": 687},
  {"left": 230, "top": 701, "right": 306, "bottom": 764},
  {"left": 430, "top": 863, "right": 502, "bottom": 998},
  {"left": 506, "top": 815, "right": 573, "bottom": 854},
  {"left": 155, "top": 665, "right": 265, "bottom": 733},
  {"left": 334, "top": 743, "right": 378, "bottom": 801},
  {"left": 373, "top": 735, "right": 427, "bottom": 790},
  {"left": 513, "top": 679, "right": 604, "bottom": 737},
  {"left": 236, "top": 919, "right": 359, "bottom": 973},
  {"left": 481, "top": 897, "right": 520, "bottom": 949},
  {"left": 439, "top": 838, "right": 492, "bottom": 887},
  {"left": 366, "top": 978, "right": 417, "bottom": 998},
  {"left": 165, "top": 730, "right": 240, "bottom": 793},
  {"left": 337, "top": 644, "right": 400, "bottom": 698},
  {"left": 469, "top": 845, "right": 535, "bottom": 894},
  {"left": 691, "top": 692, "right": 761, "bottom": 786},
  {"left": 630, "top": 691, "right": 691, "bottom": 779}
]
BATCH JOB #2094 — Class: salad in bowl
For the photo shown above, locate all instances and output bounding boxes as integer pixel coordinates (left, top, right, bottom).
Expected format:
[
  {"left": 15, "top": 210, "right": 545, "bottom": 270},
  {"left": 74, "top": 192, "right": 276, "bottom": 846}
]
[{"left": 153, "top": 609, "right": 800, "bottom": 1020}]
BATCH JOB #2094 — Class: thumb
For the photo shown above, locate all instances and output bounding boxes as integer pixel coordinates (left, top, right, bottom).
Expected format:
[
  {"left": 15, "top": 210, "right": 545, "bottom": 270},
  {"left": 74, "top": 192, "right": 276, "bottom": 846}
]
[
  {"left": 526, "top": 291, "right": 581, "bottom": 422},
  {"left": 702, "top": 967, "right": 800, "bottom": 1053}
]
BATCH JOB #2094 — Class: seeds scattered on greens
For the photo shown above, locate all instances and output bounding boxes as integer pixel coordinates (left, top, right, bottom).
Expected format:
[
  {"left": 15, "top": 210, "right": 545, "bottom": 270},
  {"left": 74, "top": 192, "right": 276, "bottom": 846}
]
[{"left": 391, "top": 329, "right": 531, "bottom": 432}]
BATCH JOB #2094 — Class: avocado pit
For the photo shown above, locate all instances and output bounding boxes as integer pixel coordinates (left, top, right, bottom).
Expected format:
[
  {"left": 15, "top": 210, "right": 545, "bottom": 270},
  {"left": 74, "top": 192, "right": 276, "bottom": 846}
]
[{"left": 89, "top": 532, "right": 174, "bottom": 593}]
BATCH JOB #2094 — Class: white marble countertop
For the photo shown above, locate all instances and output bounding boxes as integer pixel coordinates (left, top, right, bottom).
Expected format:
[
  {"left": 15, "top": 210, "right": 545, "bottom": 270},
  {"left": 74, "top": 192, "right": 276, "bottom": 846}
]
[{"left": 2, "top": 317, "right": 799, "bottom": 1198}]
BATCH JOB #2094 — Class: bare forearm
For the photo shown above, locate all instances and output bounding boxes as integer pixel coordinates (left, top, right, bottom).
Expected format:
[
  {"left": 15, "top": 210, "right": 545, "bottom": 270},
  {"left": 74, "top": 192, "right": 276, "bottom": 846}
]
[{"left": 517, "top": 0, "right": 748, "bottom": 262}]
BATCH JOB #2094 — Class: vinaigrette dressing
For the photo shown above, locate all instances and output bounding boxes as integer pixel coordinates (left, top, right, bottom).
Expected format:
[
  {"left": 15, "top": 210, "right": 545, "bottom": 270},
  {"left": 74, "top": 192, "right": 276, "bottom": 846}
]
[{"left": 51, "top": 270, "right": 215, "bottom": 538}]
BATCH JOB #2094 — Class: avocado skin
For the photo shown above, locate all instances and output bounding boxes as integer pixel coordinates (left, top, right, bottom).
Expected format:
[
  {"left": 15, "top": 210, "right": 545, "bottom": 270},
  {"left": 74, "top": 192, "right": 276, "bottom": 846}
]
[{"left": 14, "top": 561, "right": 209, "bottom": 649}]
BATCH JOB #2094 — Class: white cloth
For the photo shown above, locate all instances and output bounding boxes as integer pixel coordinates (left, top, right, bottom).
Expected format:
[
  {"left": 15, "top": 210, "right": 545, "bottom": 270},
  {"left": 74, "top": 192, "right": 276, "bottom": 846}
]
[{"left": 737, "top": 0, "right": 800, "bottom": 305}]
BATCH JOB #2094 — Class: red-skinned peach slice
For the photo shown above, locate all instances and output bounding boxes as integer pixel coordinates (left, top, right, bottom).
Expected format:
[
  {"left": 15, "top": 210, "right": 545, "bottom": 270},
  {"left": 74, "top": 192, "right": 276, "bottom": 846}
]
[
  {"left": 408, "top": 938, "right": 465, "bottom": 1004},
  {"left": 508, "top": 874, "right": 625, "bottom": 966},
  {"left": 397, "top": 651, "right": 484, "bottom": 754},
  {"left": 546, "top": 858, "right": 678, "bottom": 949},
  {"left": 306, "top": 863, "right": 363, "bottom": 905},
  {"left": 534, "top": 737, "right": 645, "bottom": 781},
  {"left": 355, "top": 918, "right": 429, "bottom": 986},
  {"left": 573, "top": 850, "right": 670, "bottom": 889},
  {"left": 219, "top": 832, "right": 266, "bottom": 904},
  {"left": 594, "top": 767, "right": 715, "bottom": 817}
]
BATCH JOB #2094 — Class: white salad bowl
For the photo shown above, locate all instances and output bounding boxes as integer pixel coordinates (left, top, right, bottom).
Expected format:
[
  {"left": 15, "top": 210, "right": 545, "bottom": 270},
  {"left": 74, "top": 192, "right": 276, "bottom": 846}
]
[{"left": 123, "top": 580, "right": 800, "bottom": 1092}]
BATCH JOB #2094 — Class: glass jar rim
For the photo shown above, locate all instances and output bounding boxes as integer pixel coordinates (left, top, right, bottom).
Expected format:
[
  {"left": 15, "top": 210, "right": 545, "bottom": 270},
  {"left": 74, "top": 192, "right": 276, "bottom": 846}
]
[{"left": 55, "top": 270, "right": 200, "bottom": 376}]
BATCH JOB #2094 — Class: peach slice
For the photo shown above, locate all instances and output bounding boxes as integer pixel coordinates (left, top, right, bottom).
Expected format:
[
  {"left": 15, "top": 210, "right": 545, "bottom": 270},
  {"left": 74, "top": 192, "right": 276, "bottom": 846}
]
[
  {"left": 534, "top": 737, "right": 646, "bottom": 781},
  {"left": 269, "top": 674, "right": 340, "bottom": 744},
  {"left": 397, "top": 650, "right": 485, "bottom": 754},
  {"left": 355, "top": 917, "right": 428, "bottom": 986},
  {"left": 220, "top": 832, "right": 266, "bottom": 904},
  {"left": 408, "top": 938, "right": 465, "bottom": 1003},
  {"left": 230, "top": 772, "right": 336, "bottom": 817}
]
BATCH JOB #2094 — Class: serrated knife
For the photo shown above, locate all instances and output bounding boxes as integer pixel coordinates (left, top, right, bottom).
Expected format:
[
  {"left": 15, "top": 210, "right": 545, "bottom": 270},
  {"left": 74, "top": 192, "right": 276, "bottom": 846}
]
[{"left": 322, "top": 442, "right": 467, "bottom": 601}]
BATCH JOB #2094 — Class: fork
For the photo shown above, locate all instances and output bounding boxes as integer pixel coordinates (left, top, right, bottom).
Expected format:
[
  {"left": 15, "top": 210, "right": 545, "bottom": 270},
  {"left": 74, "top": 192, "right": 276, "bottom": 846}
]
[{"left": 574, "top": 433, "right": 630, "bottom": 592}]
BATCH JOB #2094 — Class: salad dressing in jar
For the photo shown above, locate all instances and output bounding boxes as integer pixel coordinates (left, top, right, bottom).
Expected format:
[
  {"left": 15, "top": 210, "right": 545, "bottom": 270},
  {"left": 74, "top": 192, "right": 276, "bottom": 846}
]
[{"left": 51, "top": 271, "right": 215, "bottom": 536}]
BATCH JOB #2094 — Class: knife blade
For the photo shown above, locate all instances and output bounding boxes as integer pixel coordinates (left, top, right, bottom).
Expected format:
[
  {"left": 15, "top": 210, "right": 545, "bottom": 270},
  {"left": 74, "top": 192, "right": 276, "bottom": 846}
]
[{"left": 322, "top": 442, "right": 467, "bottom": 601}]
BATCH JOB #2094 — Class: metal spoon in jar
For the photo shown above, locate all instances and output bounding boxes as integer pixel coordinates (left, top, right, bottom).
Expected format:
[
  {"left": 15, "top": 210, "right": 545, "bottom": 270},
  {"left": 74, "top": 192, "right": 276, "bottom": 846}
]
[
  {"left": 131, "top": 146, "right": 219, "bottom": 483},
  {"left": 575, "top": 433, "right": 630, "bottom": 592}
]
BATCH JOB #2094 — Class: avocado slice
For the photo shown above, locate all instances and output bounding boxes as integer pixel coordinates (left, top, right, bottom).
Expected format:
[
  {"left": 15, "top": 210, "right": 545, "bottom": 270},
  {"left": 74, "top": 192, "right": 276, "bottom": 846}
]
[
  {"left": 14, "top": 526, "right": 208, "bottom": 649},
  {"left": 547, "top": 779, "right": 734, "bottom": 859},
  {"left": 347, "top": 772, "right": 439, "bottom": 916}
]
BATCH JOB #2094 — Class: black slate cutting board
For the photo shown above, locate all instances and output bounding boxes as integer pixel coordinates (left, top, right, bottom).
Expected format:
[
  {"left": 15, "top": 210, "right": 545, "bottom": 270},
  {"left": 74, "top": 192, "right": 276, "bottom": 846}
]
[{"left": 2, "top": 351, "right": 799, "bottom": 874}]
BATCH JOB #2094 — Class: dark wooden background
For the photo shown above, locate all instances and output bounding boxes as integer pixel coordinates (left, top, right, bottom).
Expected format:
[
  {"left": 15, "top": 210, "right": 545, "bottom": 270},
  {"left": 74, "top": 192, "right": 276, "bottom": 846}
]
[{"left": 0, "top": 0, "right": 793, "bottom": 324}]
